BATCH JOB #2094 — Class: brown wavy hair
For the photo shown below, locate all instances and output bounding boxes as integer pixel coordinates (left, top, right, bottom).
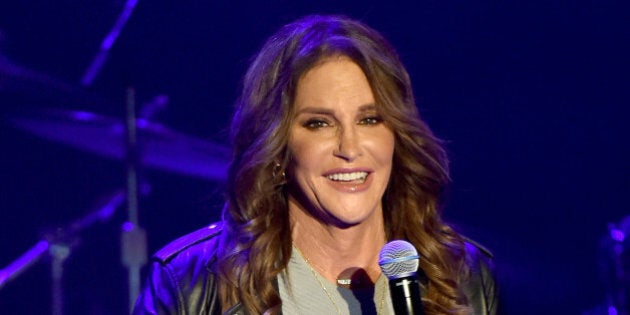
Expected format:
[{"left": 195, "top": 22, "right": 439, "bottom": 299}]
[{"left": 215, "top": 15, "right": 471, "bottom": 314}]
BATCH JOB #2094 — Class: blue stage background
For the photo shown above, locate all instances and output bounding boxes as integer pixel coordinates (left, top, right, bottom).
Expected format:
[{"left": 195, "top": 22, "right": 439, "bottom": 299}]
[{"left": 1, "top": 1, "right": 628, "bottom": 313}]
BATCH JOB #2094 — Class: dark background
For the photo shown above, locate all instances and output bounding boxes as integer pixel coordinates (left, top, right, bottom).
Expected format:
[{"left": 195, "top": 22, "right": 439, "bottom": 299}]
[{"left": 1, "top": 1, "right": 628, "bottom": 314}]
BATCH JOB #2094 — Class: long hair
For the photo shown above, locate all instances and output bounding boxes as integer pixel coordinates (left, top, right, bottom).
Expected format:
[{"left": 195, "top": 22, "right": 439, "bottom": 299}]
[{"left": 215, "top": 15, "right": 470, "bottom": 314}]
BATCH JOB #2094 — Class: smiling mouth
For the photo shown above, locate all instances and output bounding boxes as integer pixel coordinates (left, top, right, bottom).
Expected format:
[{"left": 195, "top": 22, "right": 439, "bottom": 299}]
[{"left": 326, "top": 171, "right": 368, "bottom": 183}]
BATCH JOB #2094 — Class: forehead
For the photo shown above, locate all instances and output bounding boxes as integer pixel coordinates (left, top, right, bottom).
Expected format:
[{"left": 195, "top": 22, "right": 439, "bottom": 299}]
[
  {"left": 294, "top": 56, "right": 374, "bottom": 108},
  {"left": 299, "top": 55, "right": 364, "bottom": 82}
]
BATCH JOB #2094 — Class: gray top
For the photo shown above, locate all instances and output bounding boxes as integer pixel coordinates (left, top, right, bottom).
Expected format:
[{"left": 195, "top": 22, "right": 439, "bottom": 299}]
[{"left": 278, "top": 246, "right": 394, "bottom": 315}]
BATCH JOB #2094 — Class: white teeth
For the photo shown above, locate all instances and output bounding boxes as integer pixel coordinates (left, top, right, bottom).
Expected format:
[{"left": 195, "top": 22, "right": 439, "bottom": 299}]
[{"left": 327, "top": 172, "right": 368, "bottom": 182}]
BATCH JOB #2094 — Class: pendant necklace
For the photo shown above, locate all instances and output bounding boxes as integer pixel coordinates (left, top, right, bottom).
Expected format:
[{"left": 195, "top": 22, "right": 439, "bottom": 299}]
[{"left": 293, "top": 245, "right": 386, "bottom": 315}]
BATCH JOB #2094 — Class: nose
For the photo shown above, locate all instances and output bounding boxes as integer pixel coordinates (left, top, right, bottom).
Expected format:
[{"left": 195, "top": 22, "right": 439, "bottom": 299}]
[{"left": 333, "top": 126, "right": 362, "bottom": 161}]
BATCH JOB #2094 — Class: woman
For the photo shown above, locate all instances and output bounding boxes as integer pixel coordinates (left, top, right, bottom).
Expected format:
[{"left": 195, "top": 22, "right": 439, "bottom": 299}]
[{"left": 134, "top": 15, "right": 497, "bottom": 315}]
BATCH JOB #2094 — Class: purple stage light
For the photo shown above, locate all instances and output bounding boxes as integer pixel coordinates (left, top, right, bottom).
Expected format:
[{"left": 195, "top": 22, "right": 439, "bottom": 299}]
[
  {"left": 122, "top": 221, "right": 134, "bottom": 232},
  {"left": 610, "top": 228, "right": 625, "bottom": 242}
]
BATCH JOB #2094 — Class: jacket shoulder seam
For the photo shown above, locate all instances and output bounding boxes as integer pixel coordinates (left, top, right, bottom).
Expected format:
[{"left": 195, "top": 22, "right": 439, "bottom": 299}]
[
  {"left": 154, "top": 223, "right": 222, "bottom": 263},
  {"left": 462, "top": 236, "right": 493, "bottom": 258}
]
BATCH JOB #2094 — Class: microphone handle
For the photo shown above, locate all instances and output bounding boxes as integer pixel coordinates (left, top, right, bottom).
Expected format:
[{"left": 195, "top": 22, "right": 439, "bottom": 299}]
[{"left": 389, "top": 276, "right": 424, "bottom": 315}]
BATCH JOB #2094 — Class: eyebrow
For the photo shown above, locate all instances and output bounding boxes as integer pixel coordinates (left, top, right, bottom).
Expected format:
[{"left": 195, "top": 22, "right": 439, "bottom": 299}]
[{"left": 295, "top": 104, "right": 378, "bottom": 116}]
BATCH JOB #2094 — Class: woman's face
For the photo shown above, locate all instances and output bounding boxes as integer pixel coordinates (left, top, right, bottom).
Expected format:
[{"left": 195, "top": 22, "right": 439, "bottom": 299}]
[{"left": 287, "top": 56, "right": 395, "bottom": 227}]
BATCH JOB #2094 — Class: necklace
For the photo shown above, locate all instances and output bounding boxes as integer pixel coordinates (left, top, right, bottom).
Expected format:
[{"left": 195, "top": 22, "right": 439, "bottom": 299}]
[
  {"left": 293, "top": 245, "right": 387, "bottom": 314},
  {"left": 337, "top": 278, "right": 352, "bottom": 286}
]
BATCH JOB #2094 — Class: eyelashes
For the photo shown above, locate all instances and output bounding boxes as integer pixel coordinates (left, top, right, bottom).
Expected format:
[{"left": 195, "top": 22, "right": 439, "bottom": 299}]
[
  {"left": 301, "top": 115, "right": 384, "bottom": 130},
  {"left": 303, "top": 118, "right": 330, "bottom": 130},
  {"left": 358, "top": 116, "right": 383, "bottom": 125}
]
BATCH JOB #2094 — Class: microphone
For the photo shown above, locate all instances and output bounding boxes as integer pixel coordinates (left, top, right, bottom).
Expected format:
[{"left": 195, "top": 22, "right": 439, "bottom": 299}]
[{"left": 379, "top": 240, "right": 424, "bottom": 315}]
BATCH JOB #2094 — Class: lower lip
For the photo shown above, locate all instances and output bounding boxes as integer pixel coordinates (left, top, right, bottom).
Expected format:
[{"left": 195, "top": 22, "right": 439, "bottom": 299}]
[{"left": 327, "top": 174, "right": 372, "bottom": 193}]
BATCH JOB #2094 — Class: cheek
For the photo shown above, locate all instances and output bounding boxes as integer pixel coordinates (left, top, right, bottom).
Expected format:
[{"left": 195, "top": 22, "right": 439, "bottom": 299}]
[
  {"left": 288, "top": 138, "right": 310, "bottom": 168},
  {"left": 288, "top": 134, "right": 332, "bottom": 167},
  {"left": 386, "top": 139, "right": 395, "bottom": 164},
  {"left": 371, "top": 131, "right": 396, "bottom": 165},
  {"left": 287, "top": 142, "right": 326, "bottom": 198},
  {"left": 288, "top": 137, "right": 321, "bottom": 179}
]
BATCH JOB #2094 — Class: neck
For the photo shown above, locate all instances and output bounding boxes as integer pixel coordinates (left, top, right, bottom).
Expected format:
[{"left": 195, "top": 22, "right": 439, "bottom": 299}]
[{"left": 289, "top": 202, "right": 387, "bottom": 286}]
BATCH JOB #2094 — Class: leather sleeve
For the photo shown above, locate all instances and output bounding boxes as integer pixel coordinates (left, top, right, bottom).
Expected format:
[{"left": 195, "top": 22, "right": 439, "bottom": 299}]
[
  {"left": 133, "top": 261, "right": 182, "bottom": 315},
  {"left": 132, "top": 225, "right": 224, "bottom": 315},
  {"left": 463, "top": 240, "right": 499, "bottom": 315}
]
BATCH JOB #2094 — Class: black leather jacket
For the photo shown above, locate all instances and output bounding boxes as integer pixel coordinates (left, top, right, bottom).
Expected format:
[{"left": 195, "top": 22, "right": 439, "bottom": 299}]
[{"left": 133, "top": 224, "right": 498, "bottom": 314}]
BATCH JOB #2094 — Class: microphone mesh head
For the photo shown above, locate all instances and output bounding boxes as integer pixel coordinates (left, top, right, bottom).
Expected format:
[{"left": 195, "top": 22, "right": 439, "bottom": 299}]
[{"left": 378, "top": 240, "right": 420, "bottom": 279}]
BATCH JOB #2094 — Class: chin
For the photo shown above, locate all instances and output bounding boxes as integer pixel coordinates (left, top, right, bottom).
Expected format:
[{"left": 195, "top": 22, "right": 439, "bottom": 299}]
[{"left": 326, "top": 208, "right": 381, "bottom": 228}]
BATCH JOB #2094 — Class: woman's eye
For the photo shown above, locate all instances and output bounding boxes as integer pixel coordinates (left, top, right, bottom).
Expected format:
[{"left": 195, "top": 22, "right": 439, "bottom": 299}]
[
  {"left": 303, "top": 119, "right": 330, "bottom": 129},
  {"left": 359, "top": 116, "right": 383, "bottom": 125}
]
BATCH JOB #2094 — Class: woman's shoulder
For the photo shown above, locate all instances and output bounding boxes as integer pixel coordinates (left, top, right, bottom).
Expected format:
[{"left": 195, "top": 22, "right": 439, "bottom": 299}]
[
  {"left": 461, "top": 237, "right": 499, "bottom": 315},
  {"left": 462, "top": 237, "right": 493, "bottom": 268},
  {"left": 133, "top": 223, "right": 225, "bottom": 315},
  {"left": 153, "top": 222, "right": 223, "bottom": 266}
]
